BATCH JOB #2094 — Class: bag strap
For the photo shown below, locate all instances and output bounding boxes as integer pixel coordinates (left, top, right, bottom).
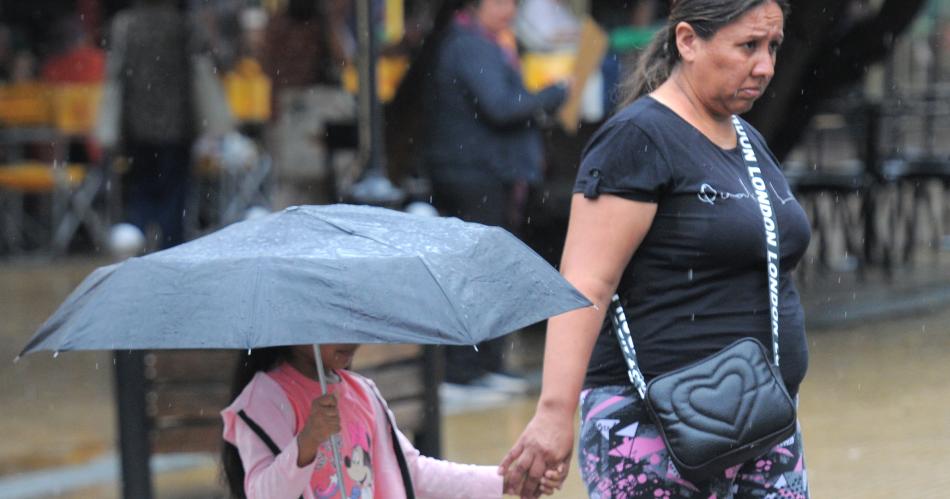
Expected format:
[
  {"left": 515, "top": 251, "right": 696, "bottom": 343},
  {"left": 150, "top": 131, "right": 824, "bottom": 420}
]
[
  {"left": 236, "top": 409, "right": 304, "bottom": 499},
  {"left": 732, "top": 116, "right": 782, "bottom": 366},
  {"left": 368, "top": 388, "right": 417, "bottom": 499},
  {"left": 237, "top": 409, "right": 283, "bottom": 455},
  {"left": 609, "top": 116, "right": 782, "bottom": 399}
]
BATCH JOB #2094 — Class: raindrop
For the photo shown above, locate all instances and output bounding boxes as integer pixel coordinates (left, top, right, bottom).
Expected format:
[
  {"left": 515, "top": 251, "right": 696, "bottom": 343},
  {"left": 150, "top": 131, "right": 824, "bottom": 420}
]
[
  {"left": 473, "top": 345, "right": 479, "bottom": 352},
  {"left": 687, "top": 268, "right": 694, "bottom": 281},
  {"left": 690, "top": 314, "right": 695, "bottom": 322},
  {"left": 13, "top": 356, "right": 21, "bottom": 364},
  {"left": 53, "top": 351, "right": 60, "bottom": 358},
  {"left": 248, "top": 349, "right": 252, "bottom": 355}
]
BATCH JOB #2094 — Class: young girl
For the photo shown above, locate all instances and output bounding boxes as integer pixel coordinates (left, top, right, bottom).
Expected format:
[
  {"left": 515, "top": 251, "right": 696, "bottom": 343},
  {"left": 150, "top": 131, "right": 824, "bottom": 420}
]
[{"left": 221, "top": 344, "right": 563, "bottom": 498}]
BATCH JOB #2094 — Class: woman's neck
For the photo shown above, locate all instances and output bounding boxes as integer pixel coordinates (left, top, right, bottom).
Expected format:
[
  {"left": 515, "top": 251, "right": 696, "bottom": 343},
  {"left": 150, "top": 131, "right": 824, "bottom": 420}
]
[{"left": 651, "top": 71, "right": 737, "bottom": 149}]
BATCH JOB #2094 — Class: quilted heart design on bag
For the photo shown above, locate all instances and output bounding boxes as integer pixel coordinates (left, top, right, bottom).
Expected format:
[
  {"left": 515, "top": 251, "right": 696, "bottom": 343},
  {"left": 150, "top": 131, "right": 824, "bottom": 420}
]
[{"left": 670, "top": 356, "right": 757, "bottom": 440}]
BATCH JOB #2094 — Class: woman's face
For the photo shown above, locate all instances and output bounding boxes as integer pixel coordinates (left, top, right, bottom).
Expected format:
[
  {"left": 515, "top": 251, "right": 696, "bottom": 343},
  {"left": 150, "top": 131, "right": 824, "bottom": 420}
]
[
  {"left": 678, "top": 1, "right": 785, "bottom": 118},
  {"left": 475, "top": 0, "right": 518, "bottom": 35}
]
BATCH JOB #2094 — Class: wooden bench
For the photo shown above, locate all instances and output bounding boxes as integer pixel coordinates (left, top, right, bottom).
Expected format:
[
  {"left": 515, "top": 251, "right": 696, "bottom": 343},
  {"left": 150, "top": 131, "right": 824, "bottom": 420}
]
[{"left": 116, "top": 345, "right": 442, "bottom": 498}]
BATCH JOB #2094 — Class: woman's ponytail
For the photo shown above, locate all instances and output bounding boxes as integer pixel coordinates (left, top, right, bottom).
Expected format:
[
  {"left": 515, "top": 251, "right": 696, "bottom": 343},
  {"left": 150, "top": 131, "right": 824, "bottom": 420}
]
[{"left": 621, "top": 23, "right": 679, "bottom": 105}]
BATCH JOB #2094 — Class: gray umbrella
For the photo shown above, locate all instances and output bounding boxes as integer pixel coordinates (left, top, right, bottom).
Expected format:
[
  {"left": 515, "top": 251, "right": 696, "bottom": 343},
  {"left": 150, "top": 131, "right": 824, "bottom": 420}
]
[
  {"left": 19, "top": 204, "right": 590, "bottom": 355},
  {"left": 18, "top": 203, "right": 590, "bottom": 492}
]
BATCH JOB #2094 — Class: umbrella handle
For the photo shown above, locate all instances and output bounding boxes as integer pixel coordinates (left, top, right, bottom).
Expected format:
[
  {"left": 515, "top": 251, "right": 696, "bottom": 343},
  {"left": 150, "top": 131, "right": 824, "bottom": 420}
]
[{"left": 314, "top": 344, "right": 348, "bottom": 496}]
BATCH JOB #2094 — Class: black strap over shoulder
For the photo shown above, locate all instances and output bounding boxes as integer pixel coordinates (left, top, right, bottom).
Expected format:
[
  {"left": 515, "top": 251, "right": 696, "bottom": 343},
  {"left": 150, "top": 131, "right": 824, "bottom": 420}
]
[
  {"left": 370, "top": 389, "right": 417, "bottom": 499},
  {"left": 237, "top": 409, "right": 303, "bottom": 499},
  {"left": 237, "top": 409, "right": 282, "bottom": 455}
]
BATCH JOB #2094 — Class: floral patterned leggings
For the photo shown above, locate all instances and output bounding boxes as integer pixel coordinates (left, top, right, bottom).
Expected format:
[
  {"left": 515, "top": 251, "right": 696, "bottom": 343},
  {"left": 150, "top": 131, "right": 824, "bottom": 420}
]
[{"left": 578, "top": 385, "right": 809, "bottom": 499}]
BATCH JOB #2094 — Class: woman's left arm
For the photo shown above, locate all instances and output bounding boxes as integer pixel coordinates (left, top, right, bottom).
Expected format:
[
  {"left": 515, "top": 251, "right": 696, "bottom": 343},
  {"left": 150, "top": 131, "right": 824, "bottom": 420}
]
[{"left": 501, "top": 193, "right": 658, "bottom": 498}]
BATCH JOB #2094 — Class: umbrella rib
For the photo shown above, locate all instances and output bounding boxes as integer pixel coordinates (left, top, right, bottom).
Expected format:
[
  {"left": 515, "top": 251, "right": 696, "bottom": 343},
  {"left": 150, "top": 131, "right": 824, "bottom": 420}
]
[
  {"left": 413, "top": 254, "right": 475, "bottom": 343},
  {"left": 305, "top": 209, "right": 475, "bottom": 341},
  {"left": 19, "top": 264, "right": 118, "bottom": 356}
]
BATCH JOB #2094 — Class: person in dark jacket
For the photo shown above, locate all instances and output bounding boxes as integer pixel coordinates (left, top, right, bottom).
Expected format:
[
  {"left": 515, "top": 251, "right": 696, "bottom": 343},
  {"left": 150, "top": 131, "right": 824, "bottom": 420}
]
[
  {"left": 423, "top": 0, "right": 568, "bottom": 399},
  {"left": 106, "top": 0, "right": 197, "bottom": 250}
]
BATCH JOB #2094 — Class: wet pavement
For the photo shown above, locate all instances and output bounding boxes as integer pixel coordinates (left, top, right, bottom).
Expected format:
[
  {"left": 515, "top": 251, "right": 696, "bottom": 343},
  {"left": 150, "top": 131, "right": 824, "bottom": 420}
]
[{"left": 1, "top": 252, "right": 950, "bottom": 498}]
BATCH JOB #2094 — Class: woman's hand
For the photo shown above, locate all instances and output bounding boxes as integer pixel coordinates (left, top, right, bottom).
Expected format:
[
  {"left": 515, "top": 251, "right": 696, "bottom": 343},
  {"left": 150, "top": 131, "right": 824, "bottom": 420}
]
[
  {"left": 499, "top": 404, "right": 575, "bottom": 498},
  {"left": 296, "top": 393, "right": 340, "bottom": 467}
]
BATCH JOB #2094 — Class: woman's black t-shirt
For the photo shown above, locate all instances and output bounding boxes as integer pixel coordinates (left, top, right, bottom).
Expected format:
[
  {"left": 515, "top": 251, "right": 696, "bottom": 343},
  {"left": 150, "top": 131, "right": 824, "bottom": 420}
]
[{"left": 574, "top": 96, "right": 811, "bottom": 396}]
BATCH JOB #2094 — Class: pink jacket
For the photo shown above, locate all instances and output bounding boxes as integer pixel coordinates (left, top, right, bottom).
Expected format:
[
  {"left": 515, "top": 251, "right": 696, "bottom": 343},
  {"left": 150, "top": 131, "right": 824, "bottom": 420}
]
[{"left": 221, "top": 369, "right": 503, "bottom": 499}]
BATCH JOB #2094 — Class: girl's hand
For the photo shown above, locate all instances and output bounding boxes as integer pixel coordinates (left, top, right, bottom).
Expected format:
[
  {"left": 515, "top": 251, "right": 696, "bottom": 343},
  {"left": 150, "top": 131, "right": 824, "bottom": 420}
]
[
  {"left": 539, "top": 462, "right": 567, "bottom": 495},
  {"left": 501, "top": 461, "right": 567, "bottom": 498},
  {"left": 296, "top": 393, "right": 340, "bottom": 467}
]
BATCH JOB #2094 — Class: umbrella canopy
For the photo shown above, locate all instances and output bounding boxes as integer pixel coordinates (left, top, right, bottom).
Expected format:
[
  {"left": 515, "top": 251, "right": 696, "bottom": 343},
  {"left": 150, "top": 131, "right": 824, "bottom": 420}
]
[{"left": 19, "top": 204, "right": 590, "bottom": 356}]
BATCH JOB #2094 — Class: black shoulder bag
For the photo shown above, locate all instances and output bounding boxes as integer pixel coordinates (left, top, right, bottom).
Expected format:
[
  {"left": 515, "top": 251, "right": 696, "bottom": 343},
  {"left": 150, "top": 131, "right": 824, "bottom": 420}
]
[{"left": 609, "top": 116, "right": 797, "bottom": 483}]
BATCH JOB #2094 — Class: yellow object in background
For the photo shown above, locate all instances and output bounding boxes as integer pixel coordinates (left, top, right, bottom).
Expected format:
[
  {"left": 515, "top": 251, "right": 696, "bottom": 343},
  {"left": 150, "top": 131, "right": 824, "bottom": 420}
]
[
  {"left": 0, "top": 161, "right": 86, "bottom": 192},
  {"left": 521, "top": 51, "right": 576, "bottom": 92},
  {"left": 0, "top": 82, "right": 52, "bottom": 126},
  {"left": 50, "top": 84, "right": 103, "bottom": 135},
  {"left": 342, "top": 56, "right": 410, "bottom": 102},
  {"left": 385, "top": 0, "right": 405, "bottom": 43},
  {"left": 225, "top": 58, "right": 272, "bottom": 122}
]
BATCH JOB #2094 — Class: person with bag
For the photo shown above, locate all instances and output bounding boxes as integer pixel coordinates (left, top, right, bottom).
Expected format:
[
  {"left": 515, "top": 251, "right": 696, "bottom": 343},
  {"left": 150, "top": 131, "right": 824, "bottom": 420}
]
[
  {"left": 500, "top": 1, "right": 812, "bottom": 497},
  {"left": 220, "top": 344, "right": 565, "bottom": 498}
]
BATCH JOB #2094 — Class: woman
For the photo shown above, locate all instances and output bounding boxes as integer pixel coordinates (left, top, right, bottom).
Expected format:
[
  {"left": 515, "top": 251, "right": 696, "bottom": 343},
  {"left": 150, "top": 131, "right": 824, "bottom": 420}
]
[
  {"left": 423, "top": 0, "right": 568, "bottom": 395},
  {"left": 500, "top": 1, "right": 811, "bottom": 498}
]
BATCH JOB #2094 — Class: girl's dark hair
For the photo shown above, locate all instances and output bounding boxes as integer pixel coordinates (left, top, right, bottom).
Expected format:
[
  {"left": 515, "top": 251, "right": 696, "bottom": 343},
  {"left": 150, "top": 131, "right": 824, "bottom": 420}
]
[
  {"left": 621, "top": 0, "right": 790, "bottom": 105},
  {"left": 221, "top": 347, "right": 292, "bottom": 498}
]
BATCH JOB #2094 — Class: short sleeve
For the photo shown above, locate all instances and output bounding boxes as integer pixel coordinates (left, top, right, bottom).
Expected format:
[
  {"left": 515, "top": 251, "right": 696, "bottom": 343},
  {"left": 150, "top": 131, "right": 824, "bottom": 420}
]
[{"left": 573, "top": 119, "right": 672, "bottom": 202}]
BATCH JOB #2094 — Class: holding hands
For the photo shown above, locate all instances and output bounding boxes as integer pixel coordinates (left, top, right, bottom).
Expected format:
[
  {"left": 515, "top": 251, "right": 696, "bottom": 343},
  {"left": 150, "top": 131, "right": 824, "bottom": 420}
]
[{"left": 499, "top": 405, "right": 576, "bottom": 498}]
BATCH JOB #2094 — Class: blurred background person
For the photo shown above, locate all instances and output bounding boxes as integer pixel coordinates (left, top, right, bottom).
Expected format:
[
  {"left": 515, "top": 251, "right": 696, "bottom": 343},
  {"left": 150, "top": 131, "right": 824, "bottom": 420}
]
[
  {"left": 39, "top": 16, "right": 105, "bottom": 85},
  {"left": 104, "top": 0, "right": 201, "bottom": 252},
  {"left": 41, "top": 15, "right": 106, "bottom": 165},
  {"left": 421, "top": 0, "right": 569, "bottom": 406}
]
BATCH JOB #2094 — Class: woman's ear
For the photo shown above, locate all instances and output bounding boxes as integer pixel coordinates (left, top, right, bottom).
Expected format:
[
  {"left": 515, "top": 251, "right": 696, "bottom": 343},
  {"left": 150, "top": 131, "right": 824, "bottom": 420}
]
[{"left": 674, "top": 21, "right": 699, "bottom": 63}]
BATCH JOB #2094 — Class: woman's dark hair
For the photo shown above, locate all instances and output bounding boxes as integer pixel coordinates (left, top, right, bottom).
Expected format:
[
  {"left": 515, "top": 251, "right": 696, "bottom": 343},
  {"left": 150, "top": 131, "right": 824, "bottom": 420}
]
[
  {"left": 221, "top": 346, "right": 292, "bottom": 498},
  {"left": 621, "top": 0, "right": 790, "bottom": 105}
]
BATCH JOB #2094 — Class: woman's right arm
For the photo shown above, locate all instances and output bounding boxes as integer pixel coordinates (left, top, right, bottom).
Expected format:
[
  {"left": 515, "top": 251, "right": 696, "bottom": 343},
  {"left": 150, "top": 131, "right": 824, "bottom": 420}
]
[{"left": 500, "top": 192, "right": 657, "bottom": 498}]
